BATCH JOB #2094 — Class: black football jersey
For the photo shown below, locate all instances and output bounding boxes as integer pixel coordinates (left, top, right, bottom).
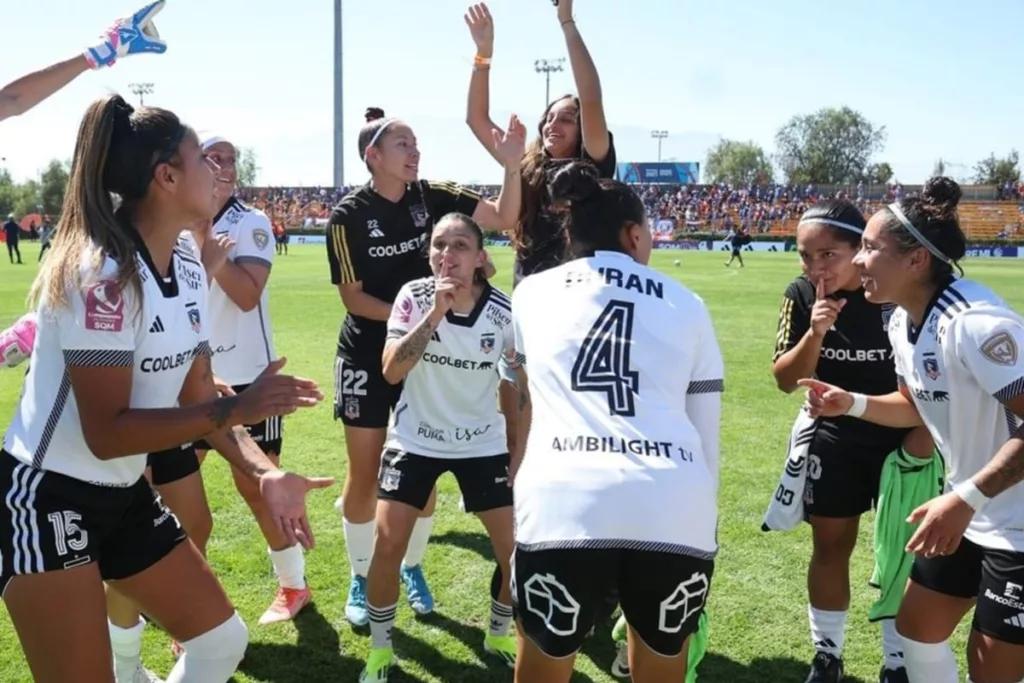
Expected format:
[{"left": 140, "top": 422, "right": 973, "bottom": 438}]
[
  {"left": 774, "top": 275, "right": 906, "bottom": 447},
  {"left": 326, "top": 181, "right": 480, "bottom": 361}
]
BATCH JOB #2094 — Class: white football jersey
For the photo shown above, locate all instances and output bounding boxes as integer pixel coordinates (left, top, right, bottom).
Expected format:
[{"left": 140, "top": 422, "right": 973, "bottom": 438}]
[
  {"left": 384, "top": 277, "right": 512, "bottom": 459},
  {"left": 4, "top": 243, "right": 211, "bottom": 486},
  {"left": 511, "top": 251, "right": 724, "bottom": 557},
  {"left": 207, "top": 197, "right": 277, "bottom": 386},
  {"left": 889, "top": 278, "right": 1024, "bottom": 551}
]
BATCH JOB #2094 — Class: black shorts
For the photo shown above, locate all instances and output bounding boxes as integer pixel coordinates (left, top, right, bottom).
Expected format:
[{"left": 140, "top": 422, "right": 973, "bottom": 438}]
[
  {"left": 147, "top": 443, "right": 200, "bottom": 486},
  {"left": 512, "top": 545, "right": 714, "bottom": 658},
  {"left": 0, "top": 451, "right": 186, "bottom": 595},
  {"left": 803, "top": 434, "right": 906, "bottom": 518},
  {"left": 910, "top": 536, "right": 1024, "bottom": 645},
  {"left": 193, "top": 383, "right": 283, "bottom": 456},
  {"left": 333, "top": 354, "right": 402, "bottom": 430},
  {"left": 378, "top": 449, "right": 512, "bottom": 513}
]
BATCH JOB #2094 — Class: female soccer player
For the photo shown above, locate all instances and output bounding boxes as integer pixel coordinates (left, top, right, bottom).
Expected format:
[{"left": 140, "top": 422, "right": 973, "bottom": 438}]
[
  {"left": 326, "top": 107, "right": 524, "bottom": 627},
  {"left": 0, "top": 1, "right": 166, "bottom": 123},
  {"left": 509, "top": 161, "right": 723, "bottom": 683},
  {"left": 359, "top": 212, "right": 517, "bottom": 682},
  {"left": 0, "top": 93, "right": 331, "bottom": 683},
  {"left": 105, "top": 225, "right": 237, "bottom": 682},
  {"left": 465, "top": 0, "right": 615, "bottom": 285},
  {"left": 801, "top": 177, "right": 1024, "bottom": 683},
  {"left": 188, "top": 131, "right": 314, "bottom": 627},
  {"left": 768, "top": 200, "right": 936, "bottom": 683},
  {"left": 466, "top": 3, "right": 623, "bottom": 662}
]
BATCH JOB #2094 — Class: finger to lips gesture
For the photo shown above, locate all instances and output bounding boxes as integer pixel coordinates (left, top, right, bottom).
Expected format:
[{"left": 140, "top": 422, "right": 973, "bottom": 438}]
[
  {"left": 809, "top": 277, "right": 846, "bottom": 338},
  {"left": 434, "top": 260, "right": 463, "bottom": 315}
]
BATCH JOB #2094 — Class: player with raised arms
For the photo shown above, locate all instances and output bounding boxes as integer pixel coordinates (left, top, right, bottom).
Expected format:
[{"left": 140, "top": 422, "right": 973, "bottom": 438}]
[
  {"left": 358, "top": 212, "right": 518, "bottom": 681},
  {"left": 0, "top": 1, "right": 167, "bottom": 124},
  {"left": 801, "top": 177, "right": 1024, "bottom": 683},
  {"left": 766, "top": 200, "right": 937, "bottom": 683},
  {"left": 0, "top": 93, "right": 332, "bottom": 683},
  {"left": 465, "top": 0, "right": 615, "bottom": 286},
  {"left": 185, "top": 130, "right": 317, "bottom": 627},
  {"left": 326, "top": 107, "right": 524, "bottom": 627},
  {"left": 509, "top": 161, "right": 723, "bottom": 683},
  {"left": 464, "top": 3, "right": 627, "bottom": 666}
]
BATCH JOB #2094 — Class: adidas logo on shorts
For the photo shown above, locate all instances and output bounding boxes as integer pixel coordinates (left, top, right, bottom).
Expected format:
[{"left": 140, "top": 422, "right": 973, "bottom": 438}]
[{"left": 369, "top": 227, "right": 385, "bottom": 238}]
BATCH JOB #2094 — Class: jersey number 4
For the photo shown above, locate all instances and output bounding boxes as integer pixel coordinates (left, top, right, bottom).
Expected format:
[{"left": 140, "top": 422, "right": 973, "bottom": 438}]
[{"left": 570, "top": 300, "right": 639, "bottom": 417}]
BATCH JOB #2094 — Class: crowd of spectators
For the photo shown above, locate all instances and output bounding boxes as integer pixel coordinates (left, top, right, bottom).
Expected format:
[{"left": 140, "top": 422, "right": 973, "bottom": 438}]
[{"left": 236, "top": 181, "right": 1022, "bottom": 236}]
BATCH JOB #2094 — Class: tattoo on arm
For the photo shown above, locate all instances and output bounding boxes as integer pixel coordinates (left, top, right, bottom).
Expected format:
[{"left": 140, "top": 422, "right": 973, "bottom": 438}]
[
  {"left": 206, "top": 395, "right": 240, "bottom": 431},
  {"left": 976, "top": 426, "right": 1024, "bottom": 498},
  {"left": 393, "top": 320, "right": 437, "bottom": 364},
  {"left": 518, "top": 389, "right": 529, "bottom": 410}
]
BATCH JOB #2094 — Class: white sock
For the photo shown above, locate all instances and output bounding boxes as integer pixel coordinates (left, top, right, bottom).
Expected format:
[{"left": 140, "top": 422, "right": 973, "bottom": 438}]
[
  {"left": 403, "top": 515, "right": 433, "bottom": 568},
  {"left": 368, "top": 601, "right": 397, "bottom": 650},
  {"left": 488, "top": 599, "right": 514, "bottom": 637},
  {"left": 899, "top": 635, "right": 957, "bottom": 683},
  {"left": 881, "top": 619, "right": 904, "bottom": 670},
  {"left": 808, "top": 606, "right": 847, "bottom": 656},
  {"left": 268, "top": 545, "right": 306, "bottom": 590},
  {"left": 109, "top": 617, "right": 145, "bottom": 682},
  {"left": 343, "top": 518, "right": 376, "bottom": 578},
  {"left": 165, "top": 611, "right": 249, "bottom": 683}
]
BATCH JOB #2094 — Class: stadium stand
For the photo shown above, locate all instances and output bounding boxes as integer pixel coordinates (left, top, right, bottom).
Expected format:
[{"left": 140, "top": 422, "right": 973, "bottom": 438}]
[{"left": 233, "top": 183, "right": 1023, "bottom": 240}]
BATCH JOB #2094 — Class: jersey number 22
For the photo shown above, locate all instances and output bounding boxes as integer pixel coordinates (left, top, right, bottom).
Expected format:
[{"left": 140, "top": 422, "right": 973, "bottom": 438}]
[{"left": 570, "top": 300, "right": 639, "bottom": 417}]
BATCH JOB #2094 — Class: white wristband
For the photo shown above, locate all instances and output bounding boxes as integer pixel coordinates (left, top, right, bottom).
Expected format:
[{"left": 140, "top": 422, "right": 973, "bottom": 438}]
[
  {"left": 846, "top": 392, "right": 868, "bottom": 418},
  {"left": 953, "top": 479, "right": 990, "bottom": 513}
]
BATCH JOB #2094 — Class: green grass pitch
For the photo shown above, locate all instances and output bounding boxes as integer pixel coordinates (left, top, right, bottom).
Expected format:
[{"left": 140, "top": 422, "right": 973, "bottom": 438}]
[{"left": 0, "top": 243, "right": 1020, "bottom": 682}]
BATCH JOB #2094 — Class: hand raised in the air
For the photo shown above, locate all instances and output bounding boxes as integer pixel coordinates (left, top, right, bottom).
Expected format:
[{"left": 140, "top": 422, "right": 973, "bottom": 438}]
[
  {"left": 85, "top": 0, "right": 168, "bottom": 70},
  {"left": 493, "top": 114, "right": 526, "bottom": 169},
  {"left": 464, "top": 3, "right": 494, "bottom": 58},
  {"left": 797, "top": 378, "right": 854, "bottom": 419},
  {"left": 231, "top": 357, "right": 323, "bottom": 426},
  {"left": 259, "top": 469, "right": 335, "bottom": 550},
  {"left": 809, "top": 277, "right": 846, "bottom": 338}
]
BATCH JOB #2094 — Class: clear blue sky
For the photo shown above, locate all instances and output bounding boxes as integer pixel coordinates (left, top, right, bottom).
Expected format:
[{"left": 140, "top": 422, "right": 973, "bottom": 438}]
[{"left": 0, "top": 0, "right": 1020, "bottom": 186}]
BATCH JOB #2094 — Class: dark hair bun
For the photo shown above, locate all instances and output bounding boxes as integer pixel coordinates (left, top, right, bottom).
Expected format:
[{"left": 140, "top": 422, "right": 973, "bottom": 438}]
[
  {"left": 548, "top": 161, "right": 600, "bottom": 204},
  {"left": 365, "top": 107, "right": 385, "bottom": 123},
  {"left": 921, "top": 176, "right": 961, "bottom": 218}
]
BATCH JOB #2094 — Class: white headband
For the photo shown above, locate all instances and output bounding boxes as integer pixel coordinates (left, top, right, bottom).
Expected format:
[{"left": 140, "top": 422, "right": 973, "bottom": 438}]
[
  {"left": 797, "top": 218, "right": 863, "bottom": 235},
  {"left": 887, "top": 203, "right": 951, "bottom": 264},
  {"left": 199, "top": 133, "right": 233, "bottom": 151},
  {"left": 363, "top": 119, "right": 397, "bottom": 161}
]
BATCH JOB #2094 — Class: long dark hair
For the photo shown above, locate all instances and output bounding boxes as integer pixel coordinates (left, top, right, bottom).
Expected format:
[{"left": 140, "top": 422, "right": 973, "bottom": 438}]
[
  {"left": 547, "top": 161, "right": 645, "bottom": 260},
  {"left": 513, "top": 95, "right": 583, "bottom": 252},
  {"left": 30, "top": 94, "right": 187, "bottom": 311}
]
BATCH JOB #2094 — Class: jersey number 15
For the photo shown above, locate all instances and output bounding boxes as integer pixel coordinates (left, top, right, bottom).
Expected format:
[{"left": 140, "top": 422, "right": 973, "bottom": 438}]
[{"left": 570, "top": 300, "right": 640, "bottom": 418}]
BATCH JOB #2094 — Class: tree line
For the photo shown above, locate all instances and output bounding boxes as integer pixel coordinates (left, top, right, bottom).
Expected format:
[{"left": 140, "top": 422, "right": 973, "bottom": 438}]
[
  {"left": 0, "top": 148, "right": 260, "bottom": 221},
  {"left": 703, "top": 106, "right": 1020, "bottom": 189}
]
